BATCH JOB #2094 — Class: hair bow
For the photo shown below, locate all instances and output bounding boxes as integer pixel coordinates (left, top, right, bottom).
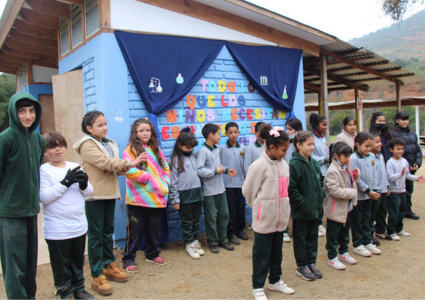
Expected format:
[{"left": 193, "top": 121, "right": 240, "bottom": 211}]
[
  {"left": 269, "top": 126, "right": 284, "bottom": 137},
  {"left": 181, "top": 127, "right": 191, "bottom": 132}
]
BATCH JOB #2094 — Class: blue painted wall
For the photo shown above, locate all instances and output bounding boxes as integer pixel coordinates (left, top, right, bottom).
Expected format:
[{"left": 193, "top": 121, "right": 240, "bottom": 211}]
[{"left": 58, "top": 32, "right": 305, "bottom": 247}]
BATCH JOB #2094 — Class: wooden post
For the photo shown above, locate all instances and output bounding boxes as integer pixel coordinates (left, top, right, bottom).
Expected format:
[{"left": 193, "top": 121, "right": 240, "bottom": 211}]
[
  {"left": 355, "top": 89, "right": 361, "bottom": 133},
  {"left": 396, "top": 80, "right": 402, "bottom": 111},
  {"left": 318, "top": 92, "right": 322, "bottom": 115},
  {"left": 320, "top": 53, "right": 330, "bottom": 142},
  {"left": 416, "top": 105, "right": 420, "bottom": 137}
]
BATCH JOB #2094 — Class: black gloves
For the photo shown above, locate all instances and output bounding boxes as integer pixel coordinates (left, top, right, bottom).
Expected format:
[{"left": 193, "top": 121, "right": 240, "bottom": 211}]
[
  {"left": 74, "top": 172, "right": 89, "bottom": 190},
  {"left": 60, "top": 166, "right": 88, "bottom": 190}
]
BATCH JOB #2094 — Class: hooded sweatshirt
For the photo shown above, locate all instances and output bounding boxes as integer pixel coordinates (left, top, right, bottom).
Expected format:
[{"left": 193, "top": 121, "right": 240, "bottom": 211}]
[
  {"left": 0, "top": 92, "right": 45, "bottom": 218},
  {"left": 334, "top": 129, "right": 356, "bottom": 150},
  {"left": 288, "top": 152, "right": 326, "bottom": 220}
]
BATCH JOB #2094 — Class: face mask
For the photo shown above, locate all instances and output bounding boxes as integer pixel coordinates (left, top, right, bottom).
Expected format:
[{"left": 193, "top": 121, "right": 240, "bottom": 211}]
[
  {"left": 336, "top": 160, "right": 348, "bottom": 170},
  {"left": 375, "top": 123, "right": 387, "bottom": 130},
  {"left": 182, "top": 150, "right": 192, "bottom": 157},
  {"left": 288, "top": 133, "right": 296, "bottom": 140}
]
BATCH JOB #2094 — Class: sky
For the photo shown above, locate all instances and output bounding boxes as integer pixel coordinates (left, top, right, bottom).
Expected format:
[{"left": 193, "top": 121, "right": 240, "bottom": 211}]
[
  {"left": 247, "top": 0, "right": 425, "bottom": 41},
  {"left": 0, "top": 0, "right": 423, "bottom": 41}
]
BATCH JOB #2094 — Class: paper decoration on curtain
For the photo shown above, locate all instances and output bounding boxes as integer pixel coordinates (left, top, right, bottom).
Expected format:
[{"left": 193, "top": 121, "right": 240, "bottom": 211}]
[{"left": 226, "top": 42, "right": 302, "bottom": 112}]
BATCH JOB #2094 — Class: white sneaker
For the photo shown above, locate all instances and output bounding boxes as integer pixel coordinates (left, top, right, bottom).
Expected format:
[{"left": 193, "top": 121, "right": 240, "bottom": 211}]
[
  {"left": 194, "top": 240, "right": 205, "bottom": 256},
  {"left": 283, "top": 233, "right": 291, "bottom": 243},
  {"left": 338, "top": 252, "right": 357, "bottom": 265},
  {"left": 328, "top": 257, "right": 346, "bottom": 270},
  {"left": 390, "top": 233, "right": 401, "bottom": 241},
  {"left": 353, "top": 245, "right": 372, "bottom": 257},
  {"left": 365, "top": 243, "right": 382, "bottom": 255},
  {"left": 318, "top": 225, "right": 326, "bottom": 237},
  {"left": 268, "top": 279, "right": 295, "bottom": 294},
  {"left": 397, "top": 230, "right": 411, "bottom": 237},
  {"left": 186, "top": 243, "right": 200, "bottom": 259},
  {"left": 252, "top": 288, "right": 268, "bottom": 300}
]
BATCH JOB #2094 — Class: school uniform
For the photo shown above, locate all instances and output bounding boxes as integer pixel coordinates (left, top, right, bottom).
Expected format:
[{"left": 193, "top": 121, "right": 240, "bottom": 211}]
[
  {"left": 371, "top": 153, "right": 389, "bottom": 235},
  {"left": 289, "top": 152, "right": 325, "bottom": 267},
  {"left": 244, "top": 140, "right": 263, "bottom": 175},
  {"left": 243, "top": 152, "right": 290, "bottom": 289},
  {"left": 284, "top": 141, "right": 296, "bottom": 165},
  {"left": 386, "top": 157, "right": 417, "bottom": 234},
  {"left": 323, "top": 160, "right": 358, "bottom": 260},
  {"left": 197, "top": 143, "right": 230, "bottom": 246},
  {"left": 169, "top": 155, "right": 204, "bottom": 245},
  {"left": 349, "top": 151, "right": 377, "bottom": 247},
  {"left": 219, "top": 140, "right": 246, "bottom": 238}
]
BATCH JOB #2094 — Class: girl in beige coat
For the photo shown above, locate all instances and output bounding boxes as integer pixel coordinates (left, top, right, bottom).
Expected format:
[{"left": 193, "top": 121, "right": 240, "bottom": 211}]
[
  {"left": 324, "top": 142, "right": 360, "bottom": 271},
  {"left": 243, "top": 124, "right": 294, "bottom": 300},
  {"left": 334, "top": 116, "right": 357, "bottom": 150}
]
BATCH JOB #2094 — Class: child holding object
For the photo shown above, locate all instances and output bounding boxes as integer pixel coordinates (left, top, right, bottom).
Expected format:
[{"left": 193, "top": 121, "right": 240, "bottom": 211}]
[
  {"left": 40, "top": 131, "right": 94, "bottom": 299},
  {"left": 169, "top": 128, "right": 205, "bottom": 259},
  {"left": 324, "top": 142, "right": 360, "bottom": 271},
  {"left": 243, "top": 124, "right": 294, "bottom": 300}
]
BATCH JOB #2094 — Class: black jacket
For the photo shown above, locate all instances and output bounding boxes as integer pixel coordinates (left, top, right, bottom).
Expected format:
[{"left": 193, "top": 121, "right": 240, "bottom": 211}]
[{"left": 392, "top": 125, "right": 422, "bottom": 168}]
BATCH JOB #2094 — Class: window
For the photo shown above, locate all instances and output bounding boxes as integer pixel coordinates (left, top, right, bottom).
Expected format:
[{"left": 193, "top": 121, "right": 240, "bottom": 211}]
[
  {"left": 71, "top": 4, "right": 83, "bottom": 48},
  {"left": 60, "top": 18, "right": 70, "bottom": 56},
  {"left": 85, "top": 0, "right": 99, "bottom": 38},
  {"left": 17, "top": 69, "right": 21, "bottom": 88}
]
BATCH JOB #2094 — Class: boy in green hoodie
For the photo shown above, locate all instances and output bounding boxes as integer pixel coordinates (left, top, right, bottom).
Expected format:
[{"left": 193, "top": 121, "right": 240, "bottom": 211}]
[{"left": 0, "top": 92, "right": 45, "bottom": 299}]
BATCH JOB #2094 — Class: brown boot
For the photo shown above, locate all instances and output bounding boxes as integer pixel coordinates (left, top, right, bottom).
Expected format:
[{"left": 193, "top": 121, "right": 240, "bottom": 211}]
[
  {"left": 103, "top": 262, "right": 129, "bottom": 283},
  {"left": 91, "top": 275, "right": 113, "bottom": 296}
]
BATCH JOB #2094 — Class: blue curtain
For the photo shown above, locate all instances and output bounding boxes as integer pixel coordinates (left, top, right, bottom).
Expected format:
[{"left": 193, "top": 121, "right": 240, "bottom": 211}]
[
  {"left": 115, "top": 31, "right": 225, "bottom": 116},
  {"left": 226, "top": 42, "right": 302, "bottom": 112}
]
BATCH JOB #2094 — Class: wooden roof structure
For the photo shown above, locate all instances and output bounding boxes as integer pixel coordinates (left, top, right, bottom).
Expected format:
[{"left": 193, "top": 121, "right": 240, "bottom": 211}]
[{"left": 0, "top": 0, "right": 424, "bottom": 100}]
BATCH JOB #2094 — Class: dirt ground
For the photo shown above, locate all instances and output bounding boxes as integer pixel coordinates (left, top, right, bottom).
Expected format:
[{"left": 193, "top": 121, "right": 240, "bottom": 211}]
[{"left": 2, "top": 168, "right": 425, "bottom": 299}]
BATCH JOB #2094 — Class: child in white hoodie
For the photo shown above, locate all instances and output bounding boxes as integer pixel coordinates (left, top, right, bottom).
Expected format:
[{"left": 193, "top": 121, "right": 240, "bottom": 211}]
[{"left": 243, "top": 124, "right": 294, "bottom": 300}]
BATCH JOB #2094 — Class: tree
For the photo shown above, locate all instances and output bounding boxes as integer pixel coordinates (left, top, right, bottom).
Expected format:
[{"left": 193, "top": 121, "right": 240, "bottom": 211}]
[
  {"left": 0, "top": 73, "right": 16, "bottom": 131},
  {"left": 382, "top": 0, "right": 424, "bottom": 21}
]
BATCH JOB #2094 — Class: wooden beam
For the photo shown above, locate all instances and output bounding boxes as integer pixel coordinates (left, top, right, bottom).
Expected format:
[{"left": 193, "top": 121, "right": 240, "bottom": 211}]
[
  {"left": 320, "top": 53, "right": 330, "bottom": 141},
  {"left": 32, "top": 59, "right": 58, "bottom": 69},
  {"left": 13, "top": 19, "right": 58, "bottom": 40},
  {"left": 304, "top": 83, "right": 321, "bottom": 92},
  {"left": 9, "top": 28, "right": 58, "bottom": 49},
  {"left": 19, "top": 8, "right": 60, "bottom": 30},
  {"left": 1, "top": 47, "right": 58, "bottom": 64},
  {"left": 27, "top": 60, "right": 34, "bottom": 84},
  {"left": 321, "top": 48, "right": 396, "bottom": 83},
  {"left": 0, "top": 64, "right": 18, "bottom": 72},
  {"left": 4, "top": 38, "right": 58, "bottom": 57},
  {"left": 0, "top": 57, "right": 23, "bottom": 68},
  {"left": 305, "top": 67, "right": 369, "bottom": 92},
  {"left": 136, "top": 0, "right": 321, "bottom": 56},
  {"left": 355, "top": 89, "right": 361, "bottom": 133},
  {"left": 26, "top": 0, "right": 70, "bottom": 19},
  {"left": 0, "top": 51, "right": 28, "bottom": 63},
  {"left": 0, "top": 0, "right": 25, "bottom": 48},
  {"left": 396, "top": 80, "right": 402, "bottom": 111},
  {"left": 100, "top": 0, "right": 111, "bottom": 29},
  {"left": 59, "top": 0, "right": 84, "bottom": 4}
]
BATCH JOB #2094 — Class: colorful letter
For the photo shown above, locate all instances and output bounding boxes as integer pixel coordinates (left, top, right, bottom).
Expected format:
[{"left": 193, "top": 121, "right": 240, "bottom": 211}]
[
  {"left": 161, "top": 126, "right": 170, "bottom": 140},
  {"left": 208, "top": 80, "right": 217, "bottom": 92},
  {"left": 197, "top": 110, "right": 206, "bottom": 122},
  {"left": 279, "top": 109, "right": 286, "bottom": 119},
  {"left": 254, "top": 108, "right": 261, "bottom": 119},
  {"left": 220, "top": 95, "right": 228, "bottom": 107},
  {"left": 207, "top": 95, "right": 216, "bottom": 107},
  {"left": 222, "top": 109, "right": 231, "bottom": 121},
  {"left": 229, "top": 95, "right": 237, "bottom": 107},
  {"left": 238, "top": 108, "right": 246, "bottom": 120},
  {"left": 200, "top": 79, "right": 209, "bottom": 92},
  {"left": 248, "top": 82, "right": 255, "bottom": 93},
  {"left": 247, "top": 108, "right": 253, "bottom": 120},
  {"left": 197, "top": 96, "right": 207, "bottom": 108},
  {"left": 185, "top": 110, "right": 196, "bottom": 123},
  {"left": 237, "top": 95, "right": 246, "bottom": 107},
  {"left": 186, "top": 95, "right": 196, "bottom": 110},
  {"left": 240, "top": 81, "right": 248, "bottom": 93},
  {"left": 166, "top": 110, "right": 177, "bottom": 123},
  {"left": 231, "top": 108, "right": 238, "bottom": 120},
  {"left": 207, "top": 109, "right": 215, "bottom": 122},
  {"left": 171, "top": 126, "right": 180, "bottom": 139},
  {"left": 218, "top": 80, "right": 226, "bottom": 92},
  {"left": 227, "top": 81, "right": 236, "bottom": 93}
]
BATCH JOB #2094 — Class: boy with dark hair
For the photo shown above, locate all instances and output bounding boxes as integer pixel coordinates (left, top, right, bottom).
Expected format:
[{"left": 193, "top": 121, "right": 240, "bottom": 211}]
[
  {"left": 244, "top": 122, "right": 265, "bottom": 174},
  {"left": 219, "top": 122, "right": 248, "bottom": 245},
  {"left": 0, "top": 92, "right": 46, "bottom": 299},
  {"left": 197, "top": 123, "right": 237, "bottom": 253},
  {"left": 386, "top": 138, "right": 425, "bottom": 240}
]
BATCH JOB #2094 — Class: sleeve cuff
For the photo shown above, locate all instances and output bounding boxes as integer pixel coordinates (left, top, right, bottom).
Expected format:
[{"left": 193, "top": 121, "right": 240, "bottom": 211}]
[
  {"left": 214, "top": 169, "right": 218, "bottom": 175},
  {"left": 224, "top": 168, "right": 229, "bottom": 174},
  {"left": 365, "top": 188, "right": 371, "bottom": 194}
]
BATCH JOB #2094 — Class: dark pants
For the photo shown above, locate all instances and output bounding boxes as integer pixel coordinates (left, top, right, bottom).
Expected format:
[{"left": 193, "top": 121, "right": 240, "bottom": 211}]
[
  {"left": 45, "top": 234, "right": 86, "bottom": 299},
  {"left": 318, "top": 208, "right": 324, "bottom": 226},
  {"left": 123, "top": 205, "right": 161, "bottom": 265},
  {"left": 387, "top": 193, "right": 407, "bottom": 235},
  {"left": 370, "top": 193, "right": 383, "bottom": 235},
  {"left": 252, "top": 231, "right": 283, "bottom": 289},
  {"left": 85, "top": 200, "right": 116, "bottom": 277},
  {"left": 405, "top": 179, "right": 414, "bottom": 211},
  {"left": 179, "top": 201, "right": 203, "bottom": 244},
  {"left": 225, "top": 188, "right": 246, "bottom": 237},
  {"left": 351, "top": 199, "right": 372, "bottom": 247},
  {"left": 0, "top": 216, "right": 38, "bottom": 299},
  {"left": 203, "top": 193, "right": 229, "bottom": 246},
  {"left": 373, "top": 193, "right": 388, "bottom": 234},
  {"left": 326, "top": 214, "right": 351, "bottom": 260},
  {"left": 292, "top": 218, "right": 319, "bottom": 267}
]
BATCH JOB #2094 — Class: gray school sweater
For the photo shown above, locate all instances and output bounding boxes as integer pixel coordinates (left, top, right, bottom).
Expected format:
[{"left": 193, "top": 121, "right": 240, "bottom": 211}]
[
  {"left": 219, "top": 140, "right": 246, "bottom": 188},
  {"left": 169, "top": 155, "right": 203, "bottom": 205},
  {"left": 284, "top": 141, "right": 296, "bottom": 164},
  {"left": 244, "top": 141, "right": 263, "bottom": 175},
  {"left": 312, "top": 132, "right": 329, "bottom": 176},
  {"left": 372, "top": 152, "right": 389, "bottom": 193},
  {"left": 350, "top": 151, "right": 377, "bottom": 200},
  {"left": 197, "top": 143, "right": 226, "bottom": 197},
  {"left": 386, "top": 157, "right": 417, "bottom": 193}
]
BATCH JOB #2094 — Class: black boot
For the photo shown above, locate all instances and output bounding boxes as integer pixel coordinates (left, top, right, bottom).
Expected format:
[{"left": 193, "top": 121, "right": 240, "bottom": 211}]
[
  {"left": 74, "top": 290, "right": 94, "bottom": 299},
  {"left": 405, "top": 210, "right": 420, "bottom": 220}
]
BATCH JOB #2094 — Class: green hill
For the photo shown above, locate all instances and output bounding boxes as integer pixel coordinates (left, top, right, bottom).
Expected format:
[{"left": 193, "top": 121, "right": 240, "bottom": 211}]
[{"left": 349, "top": 9, "right": 425, "bottom": 62}]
